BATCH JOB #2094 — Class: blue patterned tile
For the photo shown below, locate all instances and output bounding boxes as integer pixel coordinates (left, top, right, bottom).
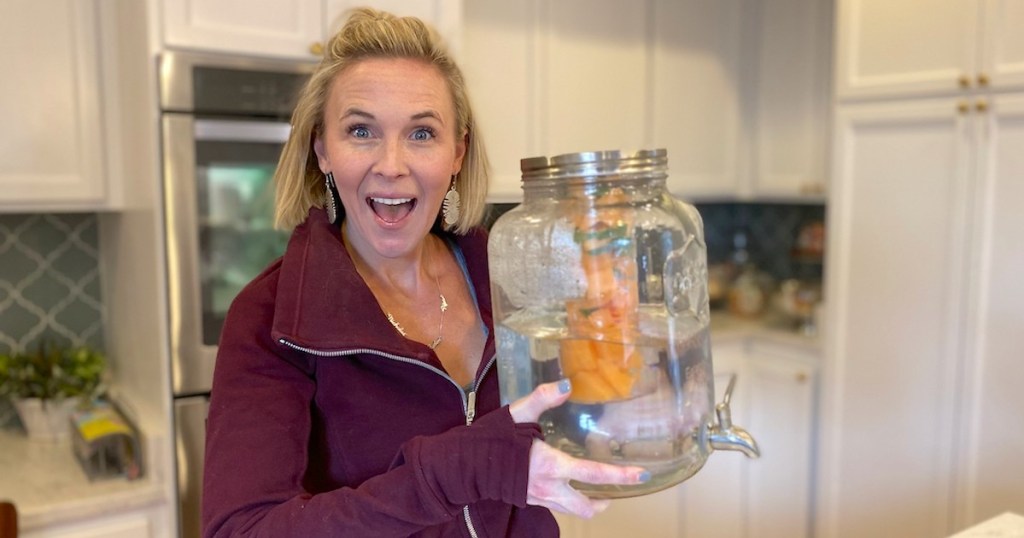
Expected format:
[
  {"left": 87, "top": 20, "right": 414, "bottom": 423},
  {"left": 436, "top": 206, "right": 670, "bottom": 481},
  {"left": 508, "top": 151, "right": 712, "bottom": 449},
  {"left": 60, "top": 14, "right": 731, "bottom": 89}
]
[{"left": 0, "top": 214, "right": 105, "bottom": 356}]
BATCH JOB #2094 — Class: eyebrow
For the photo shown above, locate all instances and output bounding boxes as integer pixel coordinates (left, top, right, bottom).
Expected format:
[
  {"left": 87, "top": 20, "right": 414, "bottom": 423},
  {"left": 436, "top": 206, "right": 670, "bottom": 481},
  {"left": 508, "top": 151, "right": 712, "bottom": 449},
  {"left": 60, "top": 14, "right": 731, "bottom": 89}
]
[{"left": 340, "top": 107, "right": 443, "bottom": 123}]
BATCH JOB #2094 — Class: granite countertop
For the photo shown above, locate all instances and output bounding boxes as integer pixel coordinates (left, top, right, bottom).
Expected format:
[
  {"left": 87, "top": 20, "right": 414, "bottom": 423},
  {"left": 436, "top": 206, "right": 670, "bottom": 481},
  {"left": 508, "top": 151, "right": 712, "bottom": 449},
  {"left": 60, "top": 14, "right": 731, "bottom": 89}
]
[{"left": 0, "top": 424, "right": 166, "bottom": 530}]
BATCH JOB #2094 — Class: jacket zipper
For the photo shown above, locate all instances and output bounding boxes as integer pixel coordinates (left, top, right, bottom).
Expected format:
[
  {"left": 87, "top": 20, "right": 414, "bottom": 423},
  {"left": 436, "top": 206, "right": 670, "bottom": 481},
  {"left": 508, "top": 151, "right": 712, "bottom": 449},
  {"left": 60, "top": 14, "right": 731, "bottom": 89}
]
[{"left": 279, "top": 339, "right": 496, "bottom": 538}]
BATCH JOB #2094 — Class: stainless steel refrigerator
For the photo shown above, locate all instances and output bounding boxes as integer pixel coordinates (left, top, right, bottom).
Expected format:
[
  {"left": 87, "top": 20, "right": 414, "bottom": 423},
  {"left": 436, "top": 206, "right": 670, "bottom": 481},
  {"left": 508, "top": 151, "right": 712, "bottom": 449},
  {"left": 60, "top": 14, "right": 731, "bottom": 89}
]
[{"left": 159, "top": 51, "right": 314, "bottom": 538}]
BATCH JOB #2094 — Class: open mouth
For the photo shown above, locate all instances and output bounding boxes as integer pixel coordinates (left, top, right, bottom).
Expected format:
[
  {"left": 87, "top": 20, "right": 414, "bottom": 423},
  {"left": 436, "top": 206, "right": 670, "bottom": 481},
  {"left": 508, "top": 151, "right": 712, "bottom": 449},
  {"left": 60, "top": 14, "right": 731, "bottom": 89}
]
[{"left": 368, "top": 196, "right": 416, "bottom": 224}]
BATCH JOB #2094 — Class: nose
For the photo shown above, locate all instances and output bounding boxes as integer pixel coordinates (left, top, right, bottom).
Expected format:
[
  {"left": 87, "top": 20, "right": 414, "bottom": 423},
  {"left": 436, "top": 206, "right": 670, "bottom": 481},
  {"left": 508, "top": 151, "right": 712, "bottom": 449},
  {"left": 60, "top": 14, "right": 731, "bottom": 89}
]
[{"left": 371, "top": 137, "right": 409, "bottom": 179}]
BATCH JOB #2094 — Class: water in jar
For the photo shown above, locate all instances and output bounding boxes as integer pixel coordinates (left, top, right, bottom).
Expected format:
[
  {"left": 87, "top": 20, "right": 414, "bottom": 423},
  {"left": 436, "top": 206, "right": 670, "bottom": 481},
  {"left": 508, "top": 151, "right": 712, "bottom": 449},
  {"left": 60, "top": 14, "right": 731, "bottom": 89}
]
[{"left": 496, "top": 306, "right": 714, "bottom": 497}]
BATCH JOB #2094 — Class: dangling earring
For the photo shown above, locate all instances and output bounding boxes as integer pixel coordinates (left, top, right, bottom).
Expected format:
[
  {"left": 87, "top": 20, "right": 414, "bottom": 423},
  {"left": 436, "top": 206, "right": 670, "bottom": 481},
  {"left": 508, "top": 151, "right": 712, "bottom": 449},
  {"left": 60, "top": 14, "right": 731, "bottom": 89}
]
[
  {"left": 324, "top": 171, "right": 341, "bottom": 225},
  {"left": 442, "top": 175, "right": 461, "bottom": 230}
]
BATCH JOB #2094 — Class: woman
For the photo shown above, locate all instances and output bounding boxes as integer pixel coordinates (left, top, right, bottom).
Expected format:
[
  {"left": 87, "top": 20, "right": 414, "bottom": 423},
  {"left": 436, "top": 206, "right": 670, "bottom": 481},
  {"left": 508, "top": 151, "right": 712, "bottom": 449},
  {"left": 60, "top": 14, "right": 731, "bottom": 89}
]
[{"left": 202, "top": 8, "right": 647, "bottom": 538}]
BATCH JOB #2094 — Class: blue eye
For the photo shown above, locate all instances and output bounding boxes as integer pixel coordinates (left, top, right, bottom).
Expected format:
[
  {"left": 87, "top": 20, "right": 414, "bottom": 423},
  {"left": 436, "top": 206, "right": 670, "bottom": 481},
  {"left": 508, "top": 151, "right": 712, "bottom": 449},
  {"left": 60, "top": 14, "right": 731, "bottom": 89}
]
[
  {"left": 349, "top": 125, "right": 371, "bottom": 139},
  {"left": 411, "top": 128, "right": 434, "bottom": 141}
]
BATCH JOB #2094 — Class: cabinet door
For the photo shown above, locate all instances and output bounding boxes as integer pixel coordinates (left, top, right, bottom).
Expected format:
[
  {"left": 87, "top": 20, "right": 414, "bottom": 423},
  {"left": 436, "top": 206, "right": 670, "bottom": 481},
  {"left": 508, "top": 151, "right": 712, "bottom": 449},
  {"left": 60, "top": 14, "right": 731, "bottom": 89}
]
[
  {"left": 161, "top": 0, "right": 322, "bottom": 59},
  {"left": 820, "top": 100, "right": 972, "bottom": 537},
  {"left": 955, "top": 93, "right": 1024, "bottom": 527},
  {"left": 462, "top": 0, "right": 533, "bottom": 202},
  {"left": 834, "top": 0, "right": 978, "bottom": 100},
  {"left": 979, "top": 0, "right": 1024, "bottom": 90},
  {"left": 541, "top": 0, "right": 648, "bottom": 158},
  {"left": 324, "top": 0, "right": 462, "bottom": 52},
  {"left": 750, "top": 0, "right": 831, "bottom": 199},
  {"left": 652, "top": 0, "right": 742, "bottom": 198},
  {"left": 679, "top": 340, "right": 747, "bottom": 538},
  {"left": 744, "top": 344, "right": 816, "bottom": 538},
  {"left": 0, "top": 0, "right": 106, "bottom": 210}
]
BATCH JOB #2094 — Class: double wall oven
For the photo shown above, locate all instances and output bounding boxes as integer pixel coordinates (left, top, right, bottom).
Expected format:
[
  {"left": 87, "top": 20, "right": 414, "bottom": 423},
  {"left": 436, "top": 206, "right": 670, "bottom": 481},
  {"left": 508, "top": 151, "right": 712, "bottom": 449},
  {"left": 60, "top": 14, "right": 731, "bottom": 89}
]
[{"left": 159, "top": 51, "right": 314, "bottom": 538}]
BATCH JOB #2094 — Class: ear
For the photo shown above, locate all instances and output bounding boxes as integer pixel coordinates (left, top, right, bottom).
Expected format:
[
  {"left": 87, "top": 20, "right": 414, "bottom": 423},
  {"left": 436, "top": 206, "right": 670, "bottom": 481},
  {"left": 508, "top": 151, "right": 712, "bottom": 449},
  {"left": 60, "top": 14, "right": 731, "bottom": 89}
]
[
  {"left": 313, "top": 134, "right": 330, "bottom": 172},
  {"left": 452, "top": 129, "right": 468, "bottom": 175}
]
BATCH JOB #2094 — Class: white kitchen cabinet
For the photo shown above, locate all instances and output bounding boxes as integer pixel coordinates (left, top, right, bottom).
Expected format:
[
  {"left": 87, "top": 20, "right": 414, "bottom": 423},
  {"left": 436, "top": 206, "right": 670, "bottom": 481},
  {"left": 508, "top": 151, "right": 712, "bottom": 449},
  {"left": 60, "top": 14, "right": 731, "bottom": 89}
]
[
  {"left": 681, "top": 338, "right": 817, "bottom": 538},
  {"left": 952, "top": 93, "right": 1024, "bottom": 529},
  {"left": 821, "top": 98, "right": 968, "bottom": 538},
  {"left": 746, "top": 0, "right": 832, "bottom": 199},
  {"left": 678, "top": 340, "right": 747, "bottom": 538},
  {"left": 819, "top": 92, "right": 1024, "bottom": 536},
  {"left": 557, "top": 336, "right": 819, "bottom": 538},
  {"left": 160, "top": 0, "right": 322, "bottom": 59},
  {"left": 324, "top": 0, "right": 462, "bottom": 55},
  {"left": 743, "top": 341, "right": 817, "bottom": 538},
  {"left": 541, "top": 1, "right": 648, "bottom": 160},
  {"left": 652, "top": 0, "right": 743, "bottom": 200},
  {"left": 465, "top": 0, "right": 744, "bottom": 202},
  {"left": 462, "top": 0, "right": 533, "bottom": 202},
  {"left": 464, "top": 0, "right": 655, "bottom": 202},
  {"left": 834, "top": 0, "right": 1024, "bottom": 100},
  {"left": 979, "top": 0, "right": 1024, "bottom": 92},
  {"left": 159, "top": 0, "right": 461, "bottom": 61},
  {"left": 0, "top": 0, "right": 108, "bottom": 211}
]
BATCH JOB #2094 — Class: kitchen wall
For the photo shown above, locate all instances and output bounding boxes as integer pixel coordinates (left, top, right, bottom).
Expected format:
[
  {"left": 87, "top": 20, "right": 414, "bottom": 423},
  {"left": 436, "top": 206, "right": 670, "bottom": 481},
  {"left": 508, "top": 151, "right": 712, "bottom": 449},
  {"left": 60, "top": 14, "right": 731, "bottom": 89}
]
[{"left": 0, "top": 214, "right": 105, "bottom": 356}]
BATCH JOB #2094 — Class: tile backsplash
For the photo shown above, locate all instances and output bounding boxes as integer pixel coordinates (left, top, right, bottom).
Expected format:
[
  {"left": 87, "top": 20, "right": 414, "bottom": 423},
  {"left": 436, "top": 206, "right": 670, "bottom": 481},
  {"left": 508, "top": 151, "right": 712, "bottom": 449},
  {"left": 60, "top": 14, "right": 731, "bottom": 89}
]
[
  {"left": 0, "top": 214, "right": 105, "bottom": 356},
  {"left": 697, "top": 202, "right": 826, "bottom": 282}
]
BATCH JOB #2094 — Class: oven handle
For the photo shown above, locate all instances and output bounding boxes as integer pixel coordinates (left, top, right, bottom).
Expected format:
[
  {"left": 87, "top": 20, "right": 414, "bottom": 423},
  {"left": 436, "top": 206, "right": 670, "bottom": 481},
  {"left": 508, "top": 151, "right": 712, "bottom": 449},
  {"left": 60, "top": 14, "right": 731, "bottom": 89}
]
[{"left": 194, "top": 118, "right": 292, "bottom": 144}]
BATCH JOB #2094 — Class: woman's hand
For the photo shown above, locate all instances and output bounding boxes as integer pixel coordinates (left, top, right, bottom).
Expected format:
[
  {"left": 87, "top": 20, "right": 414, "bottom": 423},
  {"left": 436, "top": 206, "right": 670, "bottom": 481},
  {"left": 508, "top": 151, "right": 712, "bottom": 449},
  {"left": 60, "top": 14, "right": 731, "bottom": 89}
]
[{"left": 508, "top": 380, "right": 649, "bottom": 519}]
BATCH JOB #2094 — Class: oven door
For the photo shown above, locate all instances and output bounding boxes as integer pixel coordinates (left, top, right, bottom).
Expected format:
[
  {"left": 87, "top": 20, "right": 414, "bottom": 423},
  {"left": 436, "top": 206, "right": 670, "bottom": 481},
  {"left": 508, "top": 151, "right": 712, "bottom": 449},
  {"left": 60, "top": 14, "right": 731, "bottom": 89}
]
[{"left": 163, "top": 115, "right": 291, "bottom": 395}]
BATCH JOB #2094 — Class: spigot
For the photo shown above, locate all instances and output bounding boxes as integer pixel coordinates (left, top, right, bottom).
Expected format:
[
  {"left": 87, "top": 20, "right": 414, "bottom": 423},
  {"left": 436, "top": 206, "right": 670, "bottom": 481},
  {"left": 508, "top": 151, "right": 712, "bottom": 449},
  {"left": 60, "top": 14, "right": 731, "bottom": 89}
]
[{"left": 707, "top": 374, "right": 760, "bottom": 458}]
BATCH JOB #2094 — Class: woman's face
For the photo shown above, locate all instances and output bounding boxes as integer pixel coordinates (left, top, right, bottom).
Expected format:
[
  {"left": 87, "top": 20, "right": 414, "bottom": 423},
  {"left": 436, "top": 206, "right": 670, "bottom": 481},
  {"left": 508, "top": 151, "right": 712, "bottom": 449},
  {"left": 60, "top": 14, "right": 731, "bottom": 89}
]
[{"left": 314, "top": 57, "right": 466, "bottom": 261}]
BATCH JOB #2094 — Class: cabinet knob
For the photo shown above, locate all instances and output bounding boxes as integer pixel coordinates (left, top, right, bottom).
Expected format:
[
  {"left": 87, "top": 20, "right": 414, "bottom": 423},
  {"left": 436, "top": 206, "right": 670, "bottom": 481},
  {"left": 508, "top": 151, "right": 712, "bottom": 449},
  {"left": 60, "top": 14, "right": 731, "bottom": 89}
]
[
  {"left": 795, "top": 372, "right": 808, "bottom": 384},
  {"left": 958, "top": 75, "right": 972, "bottom": 89},
  {"left": 309, "top": 42, "right": 324, "bottom": 56},
  {"left": 977, "top": 73, "right": 990, "bottom": 87},
  {"left": 976, "top": 100, "right": 989, "bottom": 113},
  {"left": 958, "top": 101, "right": 970, "bottom": 114}
]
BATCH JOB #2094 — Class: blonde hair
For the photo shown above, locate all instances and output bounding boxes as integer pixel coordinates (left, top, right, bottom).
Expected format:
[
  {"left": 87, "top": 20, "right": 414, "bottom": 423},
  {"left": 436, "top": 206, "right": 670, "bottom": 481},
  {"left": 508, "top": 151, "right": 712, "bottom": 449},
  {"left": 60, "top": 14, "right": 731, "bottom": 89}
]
[{"left": 273, "top": 7, "right": 489, "bottom": 234}]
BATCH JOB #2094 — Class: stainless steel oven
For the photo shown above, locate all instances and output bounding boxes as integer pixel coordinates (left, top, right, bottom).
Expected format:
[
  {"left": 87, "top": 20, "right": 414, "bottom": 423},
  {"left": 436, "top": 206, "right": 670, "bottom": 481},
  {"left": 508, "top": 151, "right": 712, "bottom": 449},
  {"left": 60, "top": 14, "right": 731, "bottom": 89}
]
[{"left": 159, "top": 50, "right": 314, "bottom": 538}]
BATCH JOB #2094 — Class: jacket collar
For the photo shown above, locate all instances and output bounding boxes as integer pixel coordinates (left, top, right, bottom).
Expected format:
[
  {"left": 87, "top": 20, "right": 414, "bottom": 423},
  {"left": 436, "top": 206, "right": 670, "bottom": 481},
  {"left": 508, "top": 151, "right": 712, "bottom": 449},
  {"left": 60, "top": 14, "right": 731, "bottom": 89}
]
[{"left": 270, "top": 208, "right": 494, "bottom": 363}]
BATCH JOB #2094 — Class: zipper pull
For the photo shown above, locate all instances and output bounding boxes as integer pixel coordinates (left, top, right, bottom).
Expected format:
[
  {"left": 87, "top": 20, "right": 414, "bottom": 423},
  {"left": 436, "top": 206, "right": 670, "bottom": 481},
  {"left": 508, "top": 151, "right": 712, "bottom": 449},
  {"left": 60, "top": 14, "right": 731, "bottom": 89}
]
[{"left": 465, "top": 391, "right": 477, "bottom": 426}]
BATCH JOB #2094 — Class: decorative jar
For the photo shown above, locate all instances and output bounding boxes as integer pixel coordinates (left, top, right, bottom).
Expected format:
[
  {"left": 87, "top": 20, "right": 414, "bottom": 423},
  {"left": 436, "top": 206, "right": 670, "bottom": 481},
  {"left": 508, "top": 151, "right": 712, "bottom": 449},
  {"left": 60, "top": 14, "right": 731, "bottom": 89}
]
[{"left": 489, "top": 149, "right": 759, "bottom": 498}]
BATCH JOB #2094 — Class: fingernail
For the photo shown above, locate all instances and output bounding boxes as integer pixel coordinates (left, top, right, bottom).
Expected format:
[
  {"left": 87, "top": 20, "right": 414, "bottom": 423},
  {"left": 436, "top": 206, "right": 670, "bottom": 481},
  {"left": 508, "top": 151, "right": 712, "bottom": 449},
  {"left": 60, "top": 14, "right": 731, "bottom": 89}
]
[
  {"left": 638, "top": 470, "right": 651, "bottom": 483},
  {"left": 557, "top": 378, "right": 571, "bottom": 394}
]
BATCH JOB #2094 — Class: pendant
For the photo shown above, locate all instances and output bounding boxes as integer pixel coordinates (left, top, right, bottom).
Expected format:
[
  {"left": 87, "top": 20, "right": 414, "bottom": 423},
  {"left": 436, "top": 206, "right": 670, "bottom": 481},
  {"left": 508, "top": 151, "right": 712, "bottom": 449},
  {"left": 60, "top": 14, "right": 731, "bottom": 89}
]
[{"left": 386, "top": 312, "right": 406, "bottom": 337}]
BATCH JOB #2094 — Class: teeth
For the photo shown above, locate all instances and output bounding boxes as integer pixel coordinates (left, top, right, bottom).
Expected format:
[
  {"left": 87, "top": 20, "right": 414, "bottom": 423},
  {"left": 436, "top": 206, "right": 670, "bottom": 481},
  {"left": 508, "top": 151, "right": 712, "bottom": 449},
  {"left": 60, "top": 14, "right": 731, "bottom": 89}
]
[{"left": 370, "top": 197, "right": 413, "bottom": 205}]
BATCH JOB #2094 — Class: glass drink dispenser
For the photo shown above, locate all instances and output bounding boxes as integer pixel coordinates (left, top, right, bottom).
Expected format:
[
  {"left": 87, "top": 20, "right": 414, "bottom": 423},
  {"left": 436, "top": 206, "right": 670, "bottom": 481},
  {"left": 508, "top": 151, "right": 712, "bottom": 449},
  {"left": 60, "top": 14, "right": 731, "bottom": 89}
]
[{"left": 488, "top": 149, "right": 759, "bottom": 498}]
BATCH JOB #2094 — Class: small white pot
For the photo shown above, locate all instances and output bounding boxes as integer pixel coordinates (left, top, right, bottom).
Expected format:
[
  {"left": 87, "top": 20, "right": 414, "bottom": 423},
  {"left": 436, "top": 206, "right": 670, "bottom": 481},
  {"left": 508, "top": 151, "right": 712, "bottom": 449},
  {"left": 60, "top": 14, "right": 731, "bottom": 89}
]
[{"left": 12, "top": 398, "right": 79, "bottom": 441}]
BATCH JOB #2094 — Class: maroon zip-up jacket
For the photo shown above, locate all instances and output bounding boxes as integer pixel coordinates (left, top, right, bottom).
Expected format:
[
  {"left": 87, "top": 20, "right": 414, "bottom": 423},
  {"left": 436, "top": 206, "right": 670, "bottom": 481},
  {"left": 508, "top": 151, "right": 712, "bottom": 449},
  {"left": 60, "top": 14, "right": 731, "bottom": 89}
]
[{"left": 202, "top": 208, "right": 559, "bottom": 537}]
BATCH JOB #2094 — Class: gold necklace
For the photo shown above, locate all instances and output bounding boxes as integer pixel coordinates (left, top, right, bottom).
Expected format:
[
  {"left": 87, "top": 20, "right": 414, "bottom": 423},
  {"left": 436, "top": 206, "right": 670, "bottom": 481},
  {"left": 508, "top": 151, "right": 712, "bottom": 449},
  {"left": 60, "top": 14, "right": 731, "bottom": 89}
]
[{"left": 385, "top": 248, "right": 448, "bottom": 350}]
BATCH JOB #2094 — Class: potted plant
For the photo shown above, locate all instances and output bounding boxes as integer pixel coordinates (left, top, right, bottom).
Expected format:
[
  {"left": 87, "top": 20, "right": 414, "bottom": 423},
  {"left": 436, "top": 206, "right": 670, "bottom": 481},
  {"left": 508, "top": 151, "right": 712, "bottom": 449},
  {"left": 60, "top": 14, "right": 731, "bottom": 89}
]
[{"left": 0, "top": 342, "right": 107, "bottom": 440}]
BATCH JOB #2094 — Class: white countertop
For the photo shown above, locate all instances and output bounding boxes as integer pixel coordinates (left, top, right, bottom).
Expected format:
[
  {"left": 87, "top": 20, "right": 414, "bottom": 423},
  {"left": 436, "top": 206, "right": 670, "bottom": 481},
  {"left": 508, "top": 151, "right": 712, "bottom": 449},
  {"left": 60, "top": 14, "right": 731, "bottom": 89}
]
[
  {"left": 0, "top": 424, "right": 166, "bottom": 530},
  {"left": 710, "top": 310, "right": 822, "bottom": 355},
  {"left": 950, "top": 512, "right": 1024, "bottom": 537}
]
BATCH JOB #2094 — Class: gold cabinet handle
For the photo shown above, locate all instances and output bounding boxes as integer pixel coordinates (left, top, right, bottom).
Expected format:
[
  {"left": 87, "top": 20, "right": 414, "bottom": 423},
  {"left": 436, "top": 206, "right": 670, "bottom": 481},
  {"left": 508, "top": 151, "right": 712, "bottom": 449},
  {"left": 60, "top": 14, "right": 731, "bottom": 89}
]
[
  {"left": 795, "top": 372, "right": 808, "bottom": 384},
  {"left": 976, "top": 100, "right": 989, "bottom": 113},
  {"left": 977, "top": 73, "right": 990, "bottom": 87},
  {"left": 309, "top": 42, "right": 324, "bottom": 56},
  {"left": 958, "top": 101, "right": 971, "bottom": 114},
  {"left": 958, "top": 75, "right": 972, "bottom": 89}
]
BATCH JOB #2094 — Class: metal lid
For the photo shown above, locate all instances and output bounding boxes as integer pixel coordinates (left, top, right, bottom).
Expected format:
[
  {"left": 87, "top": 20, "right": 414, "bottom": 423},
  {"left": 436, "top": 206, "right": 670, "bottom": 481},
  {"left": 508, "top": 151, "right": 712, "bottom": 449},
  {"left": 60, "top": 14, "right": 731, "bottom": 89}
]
[{"left": 520, "top": 148, "right": 668, "bottom": 182}]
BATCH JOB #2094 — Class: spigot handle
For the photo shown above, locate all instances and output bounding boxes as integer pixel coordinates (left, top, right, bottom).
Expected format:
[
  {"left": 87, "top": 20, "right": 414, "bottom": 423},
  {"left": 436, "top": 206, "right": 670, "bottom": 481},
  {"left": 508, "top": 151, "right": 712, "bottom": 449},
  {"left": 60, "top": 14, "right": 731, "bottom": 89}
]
[{"left": 708, "top": 373, "right": 760, "bottom": 458}]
